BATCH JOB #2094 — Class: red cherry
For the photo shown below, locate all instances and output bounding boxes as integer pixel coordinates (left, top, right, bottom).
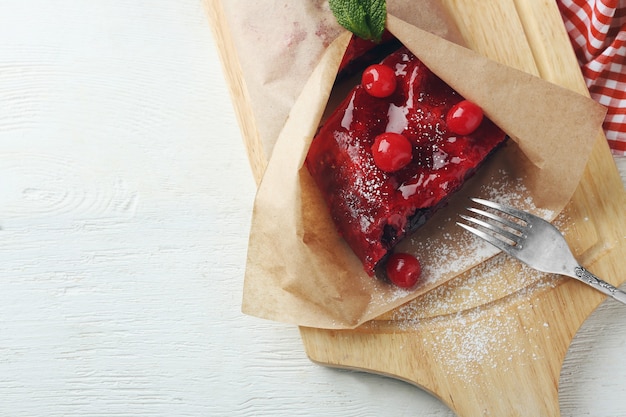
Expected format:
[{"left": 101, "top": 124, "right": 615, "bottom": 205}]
[
  {"left": 371, "top": 132, "right": 413, "bottom": 172},
  {"left": 446, "top": 100, "right": 484, "bottom": 135},
  {"left": 385, "top": 253, "right": 421, "bottom": 288},
  {"left": 361, "top": 64, "right": 397, "bottom": 98}
]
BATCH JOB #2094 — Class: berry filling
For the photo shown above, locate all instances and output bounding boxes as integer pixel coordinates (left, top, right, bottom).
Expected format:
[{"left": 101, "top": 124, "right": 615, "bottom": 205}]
[
  {"left": 362, "top": 64, "right": 398, "bottom": 98},
  {"left": 371, "top": 132, "right": 413, "bottom": 172},
  {"left": 337, "top": 31, "right": 401, "bottom": 79},
  {"left": 306, "top": 47, "right": 507, "bottom": 276},
  {"left": 385, "top": 252, "right": 422, "bottom": 288},
  {"left": 446, "top": 99, "right": 484, "bottom": 135}
]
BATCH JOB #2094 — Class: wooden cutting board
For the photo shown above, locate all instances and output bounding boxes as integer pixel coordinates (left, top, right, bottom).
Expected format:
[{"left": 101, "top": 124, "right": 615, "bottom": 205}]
[{"left": 206, "top": 0, "right": 626, "bottom": 415}]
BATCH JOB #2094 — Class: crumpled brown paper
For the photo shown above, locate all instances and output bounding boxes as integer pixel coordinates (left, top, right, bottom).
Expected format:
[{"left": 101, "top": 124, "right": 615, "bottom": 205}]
[
  {"left": 240, "top": 10, "right": 606, "bottom": 329},
  {"left": 221, "top": 0, "right": 464, "bottom": 158}
]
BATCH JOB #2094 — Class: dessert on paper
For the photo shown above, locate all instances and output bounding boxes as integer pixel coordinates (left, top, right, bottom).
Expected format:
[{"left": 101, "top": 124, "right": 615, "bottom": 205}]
[
  {"left": 231, "top": 5, "right": 605, "bottom": 329},
  {"left": 305, "top": 46, "right": 507, "bottom": 279}
]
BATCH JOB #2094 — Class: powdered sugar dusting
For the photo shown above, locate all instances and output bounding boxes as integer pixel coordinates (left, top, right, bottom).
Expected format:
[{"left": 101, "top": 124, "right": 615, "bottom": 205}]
[
  {"left": 390, "top": 266, "right": 560, "bottom": 379},
  {"left": 358, "top": 170, "right": 564, "bottom": 325},
  {"left": 422, "top": 299, "right": 552, "bottom": 379},
  {"left": 376, "top": 173, "right": 568, "bottom": 378},
  {"left": 406, "top": 172, "right": 555, "bottom": 289},
  {"left": 479, "top": 169, "right": 555, "bottom": 220},
  {"left": 392, "top": 256, "right": 559, "bottom": 325}
]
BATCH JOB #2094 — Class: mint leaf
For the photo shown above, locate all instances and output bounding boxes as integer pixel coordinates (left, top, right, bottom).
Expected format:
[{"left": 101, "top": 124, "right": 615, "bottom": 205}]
[{"left": 329, "top": 0, "right": 386, "bottom": 42}]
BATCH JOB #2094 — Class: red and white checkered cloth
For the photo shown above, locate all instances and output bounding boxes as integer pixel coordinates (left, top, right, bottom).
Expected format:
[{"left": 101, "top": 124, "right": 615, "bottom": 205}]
[{"left": 558, "top": 0, "right": 626, "bottom": 155}]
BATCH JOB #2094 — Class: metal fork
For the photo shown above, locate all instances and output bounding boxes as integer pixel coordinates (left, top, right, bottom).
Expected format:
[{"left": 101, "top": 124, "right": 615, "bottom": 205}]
[{"left": 457, "top": 197, "right": 626, "bottom": 305}]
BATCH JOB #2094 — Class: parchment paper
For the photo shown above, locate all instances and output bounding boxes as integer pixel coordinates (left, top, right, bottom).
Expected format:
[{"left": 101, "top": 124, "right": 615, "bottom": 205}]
[
  {"left": 221, "top": 0, "right": 464, "bottom": 158},
  {"left": 231, "top": 5, "right": 606, "bottom": 329}
]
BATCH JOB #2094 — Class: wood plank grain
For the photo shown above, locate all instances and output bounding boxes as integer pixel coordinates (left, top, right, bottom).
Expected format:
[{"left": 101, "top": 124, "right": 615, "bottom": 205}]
[{"left": 442, "top": 0, "right": 539, "bottom": 74}]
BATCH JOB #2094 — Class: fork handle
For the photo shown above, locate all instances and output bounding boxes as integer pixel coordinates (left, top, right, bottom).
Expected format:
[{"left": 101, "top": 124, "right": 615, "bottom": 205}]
[{"left": 574, "top": 266, "right": 626, "bottom": 305}]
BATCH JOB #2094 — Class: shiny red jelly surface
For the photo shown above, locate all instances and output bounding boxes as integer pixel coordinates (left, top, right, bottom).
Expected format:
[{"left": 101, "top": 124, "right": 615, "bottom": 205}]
[
  {"left": 337, "top": 32, "right": 399, "bottom": 78},
  {"left": 306, "top": 47, "right": 506, "bottom": 275}
]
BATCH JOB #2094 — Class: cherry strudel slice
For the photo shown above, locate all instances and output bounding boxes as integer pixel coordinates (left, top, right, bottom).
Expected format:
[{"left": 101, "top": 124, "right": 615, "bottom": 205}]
[{"left": 306, "top": 47, "right": 507, "bottom": 275}]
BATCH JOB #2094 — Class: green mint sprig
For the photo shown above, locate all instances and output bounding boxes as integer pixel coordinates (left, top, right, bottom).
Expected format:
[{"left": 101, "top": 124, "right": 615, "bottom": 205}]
[{"left": 329, "top": 0, "right": 387, "bottom": 42}]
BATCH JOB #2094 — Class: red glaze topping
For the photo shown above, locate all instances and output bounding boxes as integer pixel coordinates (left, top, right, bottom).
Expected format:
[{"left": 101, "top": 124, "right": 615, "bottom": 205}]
[
  {"left": 306, "top": 47, "right": 506, "bottom": 275},
  {"left": 338, "top": 31, "right": 397, "bottom": 75}
]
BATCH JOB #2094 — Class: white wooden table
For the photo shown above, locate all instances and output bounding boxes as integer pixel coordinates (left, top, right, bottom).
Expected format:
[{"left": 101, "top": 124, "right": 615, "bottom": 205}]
[{"left": 1, "top": 1, "right": 625, "bottom": 416}]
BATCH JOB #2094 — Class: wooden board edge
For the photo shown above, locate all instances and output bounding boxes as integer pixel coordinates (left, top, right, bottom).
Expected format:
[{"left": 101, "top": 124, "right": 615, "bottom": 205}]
[{"left": 203, "top": 0, "right": 266, "bottom": 184}]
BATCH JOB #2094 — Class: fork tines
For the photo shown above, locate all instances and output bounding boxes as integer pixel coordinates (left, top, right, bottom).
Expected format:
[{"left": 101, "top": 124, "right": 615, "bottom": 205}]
[{"left": 456, "top": 198, "right": 529, "bottom": 251}]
